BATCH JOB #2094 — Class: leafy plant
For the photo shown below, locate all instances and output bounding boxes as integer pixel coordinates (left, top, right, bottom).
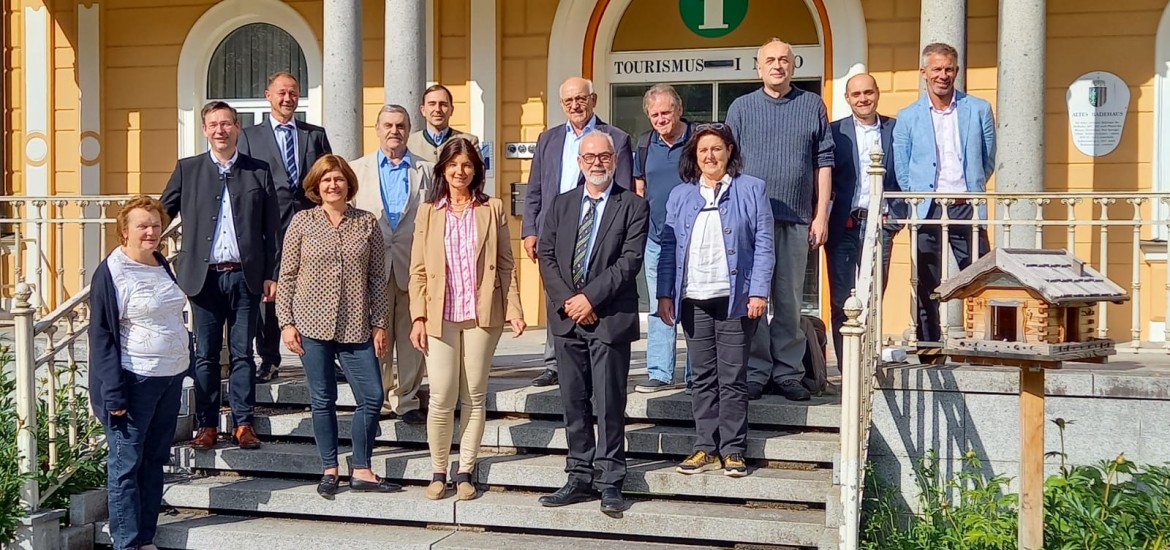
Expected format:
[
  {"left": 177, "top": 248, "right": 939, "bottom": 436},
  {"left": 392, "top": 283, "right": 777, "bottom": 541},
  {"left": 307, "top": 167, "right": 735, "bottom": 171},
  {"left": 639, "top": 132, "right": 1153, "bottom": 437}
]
[
  {"left": 0, "top": 346, "right": 107, "bottom": 544},
  {"left": 862, "top": 419, "right": 1170, "bottom": 549}
]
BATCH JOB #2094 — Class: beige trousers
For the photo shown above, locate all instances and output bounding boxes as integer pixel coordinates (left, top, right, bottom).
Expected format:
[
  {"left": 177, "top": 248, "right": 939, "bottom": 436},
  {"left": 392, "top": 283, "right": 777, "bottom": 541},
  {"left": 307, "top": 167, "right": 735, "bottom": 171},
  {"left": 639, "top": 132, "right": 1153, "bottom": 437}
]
[
  {"left": 426, "top": 319, "right": 502, "bottom": 473},
  {"left": 380, "top": 277, "right": 425, "bottom": 415}
]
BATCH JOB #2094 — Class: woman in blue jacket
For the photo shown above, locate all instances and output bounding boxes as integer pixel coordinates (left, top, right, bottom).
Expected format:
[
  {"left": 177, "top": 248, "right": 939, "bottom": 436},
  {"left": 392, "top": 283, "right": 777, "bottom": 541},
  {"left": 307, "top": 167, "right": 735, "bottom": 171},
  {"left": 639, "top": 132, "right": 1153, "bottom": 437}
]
[
  {"left": 88, "top": 196, "right": 190, "bottom": 550},
  {"left": 658, "top": 123, "right": 774, "bottom": 478}
]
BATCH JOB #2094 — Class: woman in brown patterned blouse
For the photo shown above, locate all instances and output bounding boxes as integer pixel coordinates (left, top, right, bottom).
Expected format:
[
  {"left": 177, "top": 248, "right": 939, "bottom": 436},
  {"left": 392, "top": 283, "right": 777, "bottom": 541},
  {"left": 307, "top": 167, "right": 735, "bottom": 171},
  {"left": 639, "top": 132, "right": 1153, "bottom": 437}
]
[{"left": 276, "top": 154, "right": 399, "bottom": 498}]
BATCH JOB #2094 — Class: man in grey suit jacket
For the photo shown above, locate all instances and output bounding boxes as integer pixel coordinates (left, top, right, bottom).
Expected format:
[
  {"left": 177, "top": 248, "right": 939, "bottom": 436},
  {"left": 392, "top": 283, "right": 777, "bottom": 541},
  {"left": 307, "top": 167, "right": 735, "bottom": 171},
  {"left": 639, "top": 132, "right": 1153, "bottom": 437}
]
[
  {"left": 826, "top": 74, "right": 902, "bottom": 367},
  {"left": 521, "top": 76, "right": 633, "bottom": 387},
  {"left": 350, "top": 104, "right": 435, "bottom": 425},
  {"left": 237, "top": 71, "right": 333, "bottom": 382}
]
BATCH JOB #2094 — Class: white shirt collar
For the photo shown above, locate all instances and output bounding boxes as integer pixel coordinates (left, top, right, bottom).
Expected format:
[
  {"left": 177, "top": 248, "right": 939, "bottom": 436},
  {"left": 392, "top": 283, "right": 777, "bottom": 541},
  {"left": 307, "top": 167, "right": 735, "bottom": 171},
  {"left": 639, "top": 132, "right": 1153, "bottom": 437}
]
[
  {"left": 209, "top": 148, "right": 239, "bottom": 170},
  {"left": 930, "top": 97, "right": 958, "bottom": 114},
  {"left": 582, "top": 181, "right": 613, "bottom": 202},
  {"left": 269, "top": 115, "right": 297, "bottom": 132},
  {"left": 854, "top": 116, "right": 881, "bottom": 130}
]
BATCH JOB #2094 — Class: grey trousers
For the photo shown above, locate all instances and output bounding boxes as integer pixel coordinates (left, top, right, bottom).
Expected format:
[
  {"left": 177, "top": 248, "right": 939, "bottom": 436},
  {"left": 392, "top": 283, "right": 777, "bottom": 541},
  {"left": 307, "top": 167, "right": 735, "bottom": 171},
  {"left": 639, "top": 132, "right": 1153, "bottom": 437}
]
[
  {"left": 544, "top": 323, "right": 558, "bottom": 373},
  {"left": 747, "top": 221, "right": 809, "bottom": 386}
]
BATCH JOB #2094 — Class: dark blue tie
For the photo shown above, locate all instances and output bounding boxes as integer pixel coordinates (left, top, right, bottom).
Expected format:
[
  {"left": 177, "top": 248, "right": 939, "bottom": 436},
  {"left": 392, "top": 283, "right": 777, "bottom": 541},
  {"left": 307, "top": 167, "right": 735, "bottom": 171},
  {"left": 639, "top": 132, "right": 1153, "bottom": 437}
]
[{"left": 278, "top": 124, "right": 298, "bottom": 188}]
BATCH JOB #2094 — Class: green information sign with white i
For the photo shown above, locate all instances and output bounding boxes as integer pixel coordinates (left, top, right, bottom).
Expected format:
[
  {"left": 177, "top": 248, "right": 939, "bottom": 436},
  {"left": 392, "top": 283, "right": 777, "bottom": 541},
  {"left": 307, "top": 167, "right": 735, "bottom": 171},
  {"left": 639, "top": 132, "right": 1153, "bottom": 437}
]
[{"left": 679, "top": 0, "right": 749, "bottom": 38}]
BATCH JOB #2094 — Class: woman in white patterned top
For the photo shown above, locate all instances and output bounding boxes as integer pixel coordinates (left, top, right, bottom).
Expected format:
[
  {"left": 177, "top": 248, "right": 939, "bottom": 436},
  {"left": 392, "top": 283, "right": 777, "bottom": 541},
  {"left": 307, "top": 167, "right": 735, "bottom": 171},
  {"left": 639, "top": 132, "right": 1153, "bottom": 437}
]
[{"left": 89, "top": 196, "right": 190, "bottom": 550}]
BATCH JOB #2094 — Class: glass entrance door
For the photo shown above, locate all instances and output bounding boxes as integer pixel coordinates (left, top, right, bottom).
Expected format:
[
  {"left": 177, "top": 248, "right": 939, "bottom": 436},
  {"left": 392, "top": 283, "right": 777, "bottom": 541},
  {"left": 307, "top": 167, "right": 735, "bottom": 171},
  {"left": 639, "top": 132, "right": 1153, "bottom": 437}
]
[{"left": 612, "top": 79, "right": 824, "bottom": 316}]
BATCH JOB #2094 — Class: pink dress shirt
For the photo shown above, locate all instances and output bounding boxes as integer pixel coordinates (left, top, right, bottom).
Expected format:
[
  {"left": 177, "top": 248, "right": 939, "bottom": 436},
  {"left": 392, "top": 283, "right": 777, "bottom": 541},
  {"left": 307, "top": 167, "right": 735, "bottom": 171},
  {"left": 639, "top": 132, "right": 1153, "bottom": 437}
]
[{"left": 441, "top": 201, "right": 478, "bottom": 322}]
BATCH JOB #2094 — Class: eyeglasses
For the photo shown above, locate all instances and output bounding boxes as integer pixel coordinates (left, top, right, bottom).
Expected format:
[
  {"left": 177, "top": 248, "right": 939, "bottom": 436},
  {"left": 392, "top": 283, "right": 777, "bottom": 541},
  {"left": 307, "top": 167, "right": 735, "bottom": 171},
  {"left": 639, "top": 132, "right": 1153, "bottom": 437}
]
[
  {"left": 579, "top": 152, "right": 614, "bottom": 165},
  {"left": 561, "top": 94, "right": 595, "bottom": 107},
  {"left": 694, "top": 122, "right": 729, "bottom": 132}
]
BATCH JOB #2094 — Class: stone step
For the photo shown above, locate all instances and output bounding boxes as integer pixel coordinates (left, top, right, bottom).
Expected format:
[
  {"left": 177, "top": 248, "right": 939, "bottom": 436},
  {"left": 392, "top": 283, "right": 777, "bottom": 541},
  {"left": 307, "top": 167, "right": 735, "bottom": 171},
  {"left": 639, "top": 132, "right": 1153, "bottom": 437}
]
[
  {"left": 229, "top": 411, "right": 839, "bottom": 463},
  {"left": 257, "top": 375, "right": 842, "bottom": 428},
  {"left": 157, "top": 476, "right": 829, "bottom": 548},
  {"left": 174, "top": 442, "right": 833, "bottom": 503},
  {"left": 96, "top": 510, "right": 727, "bottom": 549}
]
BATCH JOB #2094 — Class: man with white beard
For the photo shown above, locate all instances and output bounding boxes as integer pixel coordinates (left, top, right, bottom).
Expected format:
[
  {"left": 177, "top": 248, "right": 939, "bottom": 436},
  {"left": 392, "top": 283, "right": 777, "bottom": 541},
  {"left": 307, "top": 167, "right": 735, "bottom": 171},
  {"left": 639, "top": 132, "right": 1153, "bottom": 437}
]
[{"left": 535, "top": 131, "right": 648, "bottom": 518}]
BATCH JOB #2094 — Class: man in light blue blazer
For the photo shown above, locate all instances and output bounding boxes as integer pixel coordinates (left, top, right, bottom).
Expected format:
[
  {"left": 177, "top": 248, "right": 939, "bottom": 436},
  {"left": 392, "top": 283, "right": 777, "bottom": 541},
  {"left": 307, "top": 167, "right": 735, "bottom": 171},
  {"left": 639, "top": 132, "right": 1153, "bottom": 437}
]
[{"left": 892, "top": 42, "right": 996, "bottom": 343}]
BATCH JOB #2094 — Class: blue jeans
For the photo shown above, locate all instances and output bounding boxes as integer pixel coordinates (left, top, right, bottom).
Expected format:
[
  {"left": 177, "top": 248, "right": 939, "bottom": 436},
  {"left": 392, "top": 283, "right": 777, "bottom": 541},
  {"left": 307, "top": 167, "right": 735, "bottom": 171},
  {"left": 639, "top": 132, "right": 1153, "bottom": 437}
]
[
  {"left": 645, "top": 239, "right": 691, "bottom": 385},
  {"left": 104, "top": 372, "right": 183, "bottom": 550},
  {"left": 189, "top": 269, "right": 259, "bottom": 429},
  {"left": 301, "top": 336, "right": 384, "bottom": 470}
]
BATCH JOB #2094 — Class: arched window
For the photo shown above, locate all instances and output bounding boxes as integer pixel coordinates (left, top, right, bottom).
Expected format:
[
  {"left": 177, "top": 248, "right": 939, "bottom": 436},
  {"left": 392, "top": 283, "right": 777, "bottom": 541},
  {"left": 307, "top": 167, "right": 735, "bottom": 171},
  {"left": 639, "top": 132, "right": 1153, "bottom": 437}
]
[{"left": 206, "top": 23, "right": 308, "bottom": 127}]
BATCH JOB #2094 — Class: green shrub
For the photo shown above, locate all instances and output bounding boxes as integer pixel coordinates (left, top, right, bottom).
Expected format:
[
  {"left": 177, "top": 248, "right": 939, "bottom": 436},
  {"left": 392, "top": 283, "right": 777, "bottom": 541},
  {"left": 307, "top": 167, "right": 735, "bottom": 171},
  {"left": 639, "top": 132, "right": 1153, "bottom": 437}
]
[
  {"left": 0, "top": 347, "right": 107, "bottom": 544},
  {"left": 861, "top": 419, "right": 1170, "bottom": 550}
]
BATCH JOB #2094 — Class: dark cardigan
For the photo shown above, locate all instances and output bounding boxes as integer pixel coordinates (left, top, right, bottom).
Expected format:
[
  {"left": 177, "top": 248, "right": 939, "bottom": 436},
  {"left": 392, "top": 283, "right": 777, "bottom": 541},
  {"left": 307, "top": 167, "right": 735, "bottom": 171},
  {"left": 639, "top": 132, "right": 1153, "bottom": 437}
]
[{"left": 87, "top": 250, "right": 182, "bottom": 426}]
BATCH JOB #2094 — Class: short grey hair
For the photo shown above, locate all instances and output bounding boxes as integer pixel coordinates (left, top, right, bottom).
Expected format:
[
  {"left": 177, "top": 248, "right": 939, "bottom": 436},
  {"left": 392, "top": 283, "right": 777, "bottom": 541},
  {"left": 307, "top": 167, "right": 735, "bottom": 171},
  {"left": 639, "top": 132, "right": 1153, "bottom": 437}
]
[
  {"left": 642, "top": 84, "right": 682, "bottom": 114},
  {"left": 580, "top": 130, "right": 615, "bottom": 153},
  {"left": 921, "top": 42, "right": 959, "bottom": 67},
  {"left": 377, "top": 104, "right": 412, "bottom": 129}
]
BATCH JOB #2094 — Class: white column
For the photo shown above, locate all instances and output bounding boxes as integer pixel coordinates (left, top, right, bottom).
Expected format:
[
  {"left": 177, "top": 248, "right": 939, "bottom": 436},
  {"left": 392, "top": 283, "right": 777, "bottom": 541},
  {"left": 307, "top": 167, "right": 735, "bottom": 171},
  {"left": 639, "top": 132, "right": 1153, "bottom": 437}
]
[
  {"left": 920, "top": 0, "right": 967, "bottom": 91},
  {"left": 324, "top": 0, "right": 364, "bottom": 160},
  {"left": 23, "top": 4, "right": 51, "bottom": 308},
  {"left": 470, "top": 0, "right": 497, "bottom": 197},
  {"left": 79, "top": 3, "right": 102, "bottom": 283},
  {"left": 385, "top": 0, "right": 426, "bottom": 130},
  {"left": 996, "top": 0, "right": 1047, "bottom": 248}
]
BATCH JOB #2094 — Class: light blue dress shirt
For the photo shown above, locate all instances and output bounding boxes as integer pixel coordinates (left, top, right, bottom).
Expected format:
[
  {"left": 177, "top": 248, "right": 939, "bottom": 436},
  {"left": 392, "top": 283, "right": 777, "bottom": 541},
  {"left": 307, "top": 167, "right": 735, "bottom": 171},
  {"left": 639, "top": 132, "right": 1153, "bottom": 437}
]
[
  {"left": 559, "top": 115, "right": 598, "bottom": 195},
  {"left": 208, "top": 149, "right": 242, "bottom": 263},
  {"left": 427, "top": 127, "right": 450, "bottom": 145},
  {"left": 378, "top": 150, "right": 413, "bottom": 231},
  {"left": 577, "top": 184, "right": 612, "bottom": 279}
]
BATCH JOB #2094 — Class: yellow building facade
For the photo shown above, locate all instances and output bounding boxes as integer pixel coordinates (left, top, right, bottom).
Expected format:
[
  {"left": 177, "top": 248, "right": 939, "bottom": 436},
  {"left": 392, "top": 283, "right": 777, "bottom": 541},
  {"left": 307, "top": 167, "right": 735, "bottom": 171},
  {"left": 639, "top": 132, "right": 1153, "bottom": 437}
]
[{"left": 4, "top": 0, "right": 1170, "bottom": 342}]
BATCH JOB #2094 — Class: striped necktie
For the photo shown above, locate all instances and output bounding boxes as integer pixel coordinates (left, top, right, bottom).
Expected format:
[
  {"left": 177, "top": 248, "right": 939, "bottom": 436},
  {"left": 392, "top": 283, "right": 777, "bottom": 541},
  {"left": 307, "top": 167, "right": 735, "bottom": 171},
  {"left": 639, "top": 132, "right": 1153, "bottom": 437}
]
[
  {"left": 572, "top": 196, "right": 602, "bottom": 289},
  {"left": 278, "top": 124, "right": 298, "bottom": 188}
]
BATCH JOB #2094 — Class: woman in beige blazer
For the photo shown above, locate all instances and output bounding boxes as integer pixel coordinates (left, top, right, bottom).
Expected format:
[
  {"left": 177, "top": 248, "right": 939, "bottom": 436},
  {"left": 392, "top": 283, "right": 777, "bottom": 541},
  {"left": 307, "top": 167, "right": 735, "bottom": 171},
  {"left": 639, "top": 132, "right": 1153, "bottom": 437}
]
[{"left": 408, "top": 137, "right": 525, "bottom": 501}]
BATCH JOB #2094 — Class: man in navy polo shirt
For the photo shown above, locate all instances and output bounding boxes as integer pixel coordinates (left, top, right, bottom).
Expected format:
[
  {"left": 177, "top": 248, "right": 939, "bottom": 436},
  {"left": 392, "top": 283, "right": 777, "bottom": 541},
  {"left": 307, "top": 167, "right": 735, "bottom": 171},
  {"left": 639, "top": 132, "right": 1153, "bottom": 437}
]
[{"left": 634, "top": 84, "right": 693, "bottom": 393}]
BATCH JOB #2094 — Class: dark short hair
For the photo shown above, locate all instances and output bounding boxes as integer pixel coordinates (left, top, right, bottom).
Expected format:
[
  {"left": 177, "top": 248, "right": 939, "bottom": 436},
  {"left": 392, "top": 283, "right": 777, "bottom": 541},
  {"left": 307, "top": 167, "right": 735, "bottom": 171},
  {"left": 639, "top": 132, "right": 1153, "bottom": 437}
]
[
  {"left": 427, "top": 137, "right": 489, "bottom": 206},
  {"left": 266, "top": 71, "right": 299, "bottom": 88},
  {"left": 422, "top": 84, "right": 454, "bottom": 104},
  {"left": 116, "top": 196, "right": 169, "bottom": 246},
  {"left": 200, "top": 101, "right": 238, "bottom": 124},
  {"left": 303, "top": 154, "right": 360, "bottom": 204},
  {"left": 677, "top": 124, "right": 743, "bottom": 182}
]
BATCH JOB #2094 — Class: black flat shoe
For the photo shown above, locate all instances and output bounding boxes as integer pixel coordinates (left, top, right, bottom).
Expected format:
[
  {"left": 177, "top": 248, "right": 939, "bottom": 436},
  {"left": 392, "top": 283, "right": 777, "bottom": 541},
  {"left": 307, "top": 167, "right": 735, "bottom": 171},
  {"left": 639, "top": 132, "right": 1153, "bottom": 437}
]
[
  {"left": 531, "top": 370, "right": 559, "bottom": 387},
  {"left": 349, "top": 475, "right": 402, "bottom": 493},
  {"left": 317, "top": 474, "right": 338, "bottom": 499},
  {"left": 538, "top": 481, "right": 598, "bottom": 507},
  {"left": 600, "top": 487, "right": 625, "bottom": 518}
]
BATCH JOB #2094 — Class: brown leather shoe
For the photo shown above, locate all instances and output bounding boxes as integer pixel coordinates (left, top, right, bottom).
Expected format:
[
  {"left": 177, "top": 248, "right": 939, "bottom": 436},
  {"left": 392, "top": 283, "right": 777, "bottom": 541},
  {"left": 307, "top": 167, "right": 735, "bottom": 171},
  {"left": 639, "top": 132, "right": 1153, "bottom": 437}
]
[
  {"left": 192, "top": 427, "right": 217, "bottom": 450},
  {"left": 233, "top": 425, "right": 262, "bottom": 450}
]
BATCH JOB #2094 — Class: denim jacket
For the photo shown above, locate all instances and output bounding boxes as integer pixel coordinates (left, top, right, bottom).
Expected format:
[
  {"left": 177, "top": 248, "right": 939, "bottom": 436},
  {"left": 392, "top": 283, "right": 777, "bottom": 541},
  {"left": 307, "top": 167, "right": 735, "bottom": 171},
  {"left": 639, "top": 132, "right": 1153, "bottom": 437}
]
[{"left": 658, "top": 173, "right": 774, "bottom": 319}]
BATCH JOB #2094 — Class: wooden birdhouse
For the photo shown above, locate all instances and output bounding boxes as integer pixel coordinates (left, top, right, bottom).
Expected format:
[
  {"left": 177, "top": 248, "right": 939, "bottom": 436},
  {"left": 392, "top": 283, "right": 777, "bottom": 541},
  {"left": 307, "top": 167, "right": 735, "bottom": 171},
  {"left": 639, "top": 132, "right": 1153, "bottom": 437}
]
[{"left": 934, "top": 248, "right": 1129, "bottom": 365}]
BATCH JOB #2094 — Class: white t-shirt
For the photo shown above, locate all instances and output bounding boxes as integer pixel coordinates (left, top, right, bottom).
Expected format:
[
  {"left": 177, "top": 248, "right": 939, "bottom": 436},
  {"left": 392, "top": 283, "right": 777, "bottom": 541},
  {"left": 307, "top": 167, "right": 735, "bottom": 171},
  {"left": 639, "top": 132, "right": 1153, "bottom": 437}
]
[
  {"left": 109, "top": 248, "right": 190, "bottom": 377},
  {"left": 684, "top": 175, "right": 732, "bottom": 301}
]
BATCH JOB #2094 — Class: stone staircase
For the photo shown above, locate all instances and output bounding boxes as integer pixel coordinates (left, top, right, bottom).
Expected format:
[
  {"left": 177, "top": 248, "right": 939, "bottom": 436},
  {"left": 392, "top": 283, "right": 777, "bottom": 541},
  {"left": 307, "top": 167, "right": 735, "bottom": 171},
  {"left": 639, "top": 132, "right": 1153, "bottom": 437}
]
[{"left": 100, "top": 339, "right": 843, "bottom": 549}]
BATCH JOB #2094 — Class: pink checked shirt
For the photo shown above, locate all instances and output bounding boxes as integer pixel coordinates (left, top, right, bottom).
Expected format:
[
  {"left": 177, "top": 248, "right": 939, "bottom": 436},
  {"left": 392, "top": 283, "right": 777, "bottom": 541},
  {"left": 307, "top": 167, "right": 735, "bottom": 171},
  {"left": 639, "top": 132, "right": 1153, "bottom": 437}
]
[{"left": 441, "top": 201, "right": 478, "bottom": 322}]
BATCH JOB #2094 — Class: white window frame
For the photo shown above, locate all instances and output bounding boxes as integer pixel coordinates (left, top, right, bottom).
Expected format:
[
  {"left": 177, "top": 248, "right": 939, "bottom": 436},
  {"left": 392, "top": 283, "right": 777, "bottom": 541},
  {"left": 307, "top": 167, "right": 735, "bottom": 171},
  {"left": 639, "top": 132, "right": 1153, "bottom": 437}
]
[{"left": 176, "top": 0, "right": 321, "bottom": 157}]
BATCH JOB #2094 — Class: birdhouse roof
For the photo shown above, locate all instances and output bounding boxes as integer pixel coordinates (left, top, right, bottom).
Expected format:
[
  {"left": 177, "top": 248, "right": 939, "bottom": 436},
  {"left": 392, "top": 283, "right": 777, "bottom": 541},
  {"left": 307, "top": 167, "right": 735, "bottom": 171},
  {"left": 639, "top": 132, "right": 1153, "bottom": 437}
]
[{"left": 935, "top": 248, "right": 1130, "bottom": 304}]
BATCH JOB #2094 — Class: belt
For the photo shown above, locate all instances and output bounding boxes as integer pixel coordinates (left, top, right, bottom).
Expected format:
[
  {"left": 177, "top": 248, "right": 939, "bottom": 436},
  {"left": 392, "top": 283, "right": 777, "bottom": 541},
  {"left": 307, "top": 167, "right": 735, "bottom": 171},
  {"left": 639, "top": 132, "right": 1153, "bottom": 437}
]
[
  {"left": 850, "top": 207, "right": 869, "bottom": 219},
  {"left": 209, "top": 262, "right": 242, "bottom": 272}
]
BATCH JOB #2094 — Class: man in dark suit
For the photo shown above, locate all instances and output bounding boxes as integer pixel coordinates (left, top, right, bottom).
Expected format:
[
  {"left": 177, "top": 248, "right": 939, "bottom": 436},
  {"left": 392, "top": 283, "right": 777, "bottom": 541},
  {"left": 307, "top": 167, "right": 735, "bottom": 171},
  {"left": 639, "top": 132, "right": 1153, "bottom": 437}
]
[
  {"left": 826, "top": 74, "right": 902, "bottom": 366},
  {"left": 522, "top": 76, "right": 633, "bottom": 387},
  {"left": 237, "top": 71, "right": 332, "bottom": 382},
  {"left": 536, "top": 131, "right": 648, "bottom": 518},
  {"left": 162, "top": 101, "right": 279, "bottom": 451}
]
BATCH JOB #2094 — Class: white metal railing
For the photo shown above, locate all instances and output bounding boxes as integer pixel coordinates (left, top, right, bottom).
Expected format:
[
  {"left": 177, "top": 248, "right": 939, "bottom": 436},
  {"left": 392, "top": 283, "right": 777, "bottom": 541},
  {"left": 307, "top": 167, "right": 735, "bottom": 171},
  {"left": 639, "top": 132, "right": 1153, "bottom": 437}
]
[
  {"left": 0, "top": 196, "right": 150, "bottom": 313},
  {"left": 839, "top": 147, "right": 887, "bottom": 549},
  {"left": 9, "top": 205, "right": 181, "bottom": 513},
  {"left": 883, "top": 191, "right": 1170, "bottom": 351}
]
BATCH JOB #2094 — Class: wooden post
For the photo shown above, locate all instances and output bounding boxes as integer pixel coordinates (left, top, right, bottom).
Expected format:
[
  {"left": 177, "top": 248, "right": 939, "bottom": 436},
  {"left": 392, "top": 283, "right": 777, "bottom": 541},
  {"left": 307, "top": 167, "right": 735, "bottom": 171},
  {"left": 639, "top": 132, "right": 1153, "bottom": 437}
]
[{"left": 1019, "top": 366, "right": 1046, "bottom": 549}]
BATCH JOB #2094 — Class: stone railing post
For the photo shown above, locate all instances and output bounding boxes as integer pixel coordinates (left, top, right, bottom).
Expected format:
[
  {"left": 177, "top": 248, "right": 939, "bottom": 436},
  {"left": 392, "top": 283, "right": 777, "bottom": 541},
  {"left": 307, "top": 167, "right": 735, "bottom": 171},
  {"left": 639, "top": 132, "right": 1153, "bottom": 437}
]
[
  {"left": 838, "top": 291, "right": 865, "bottom": 548},
  {"left": 12, "top": 282, "right": 39, "bottom": 508}
]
